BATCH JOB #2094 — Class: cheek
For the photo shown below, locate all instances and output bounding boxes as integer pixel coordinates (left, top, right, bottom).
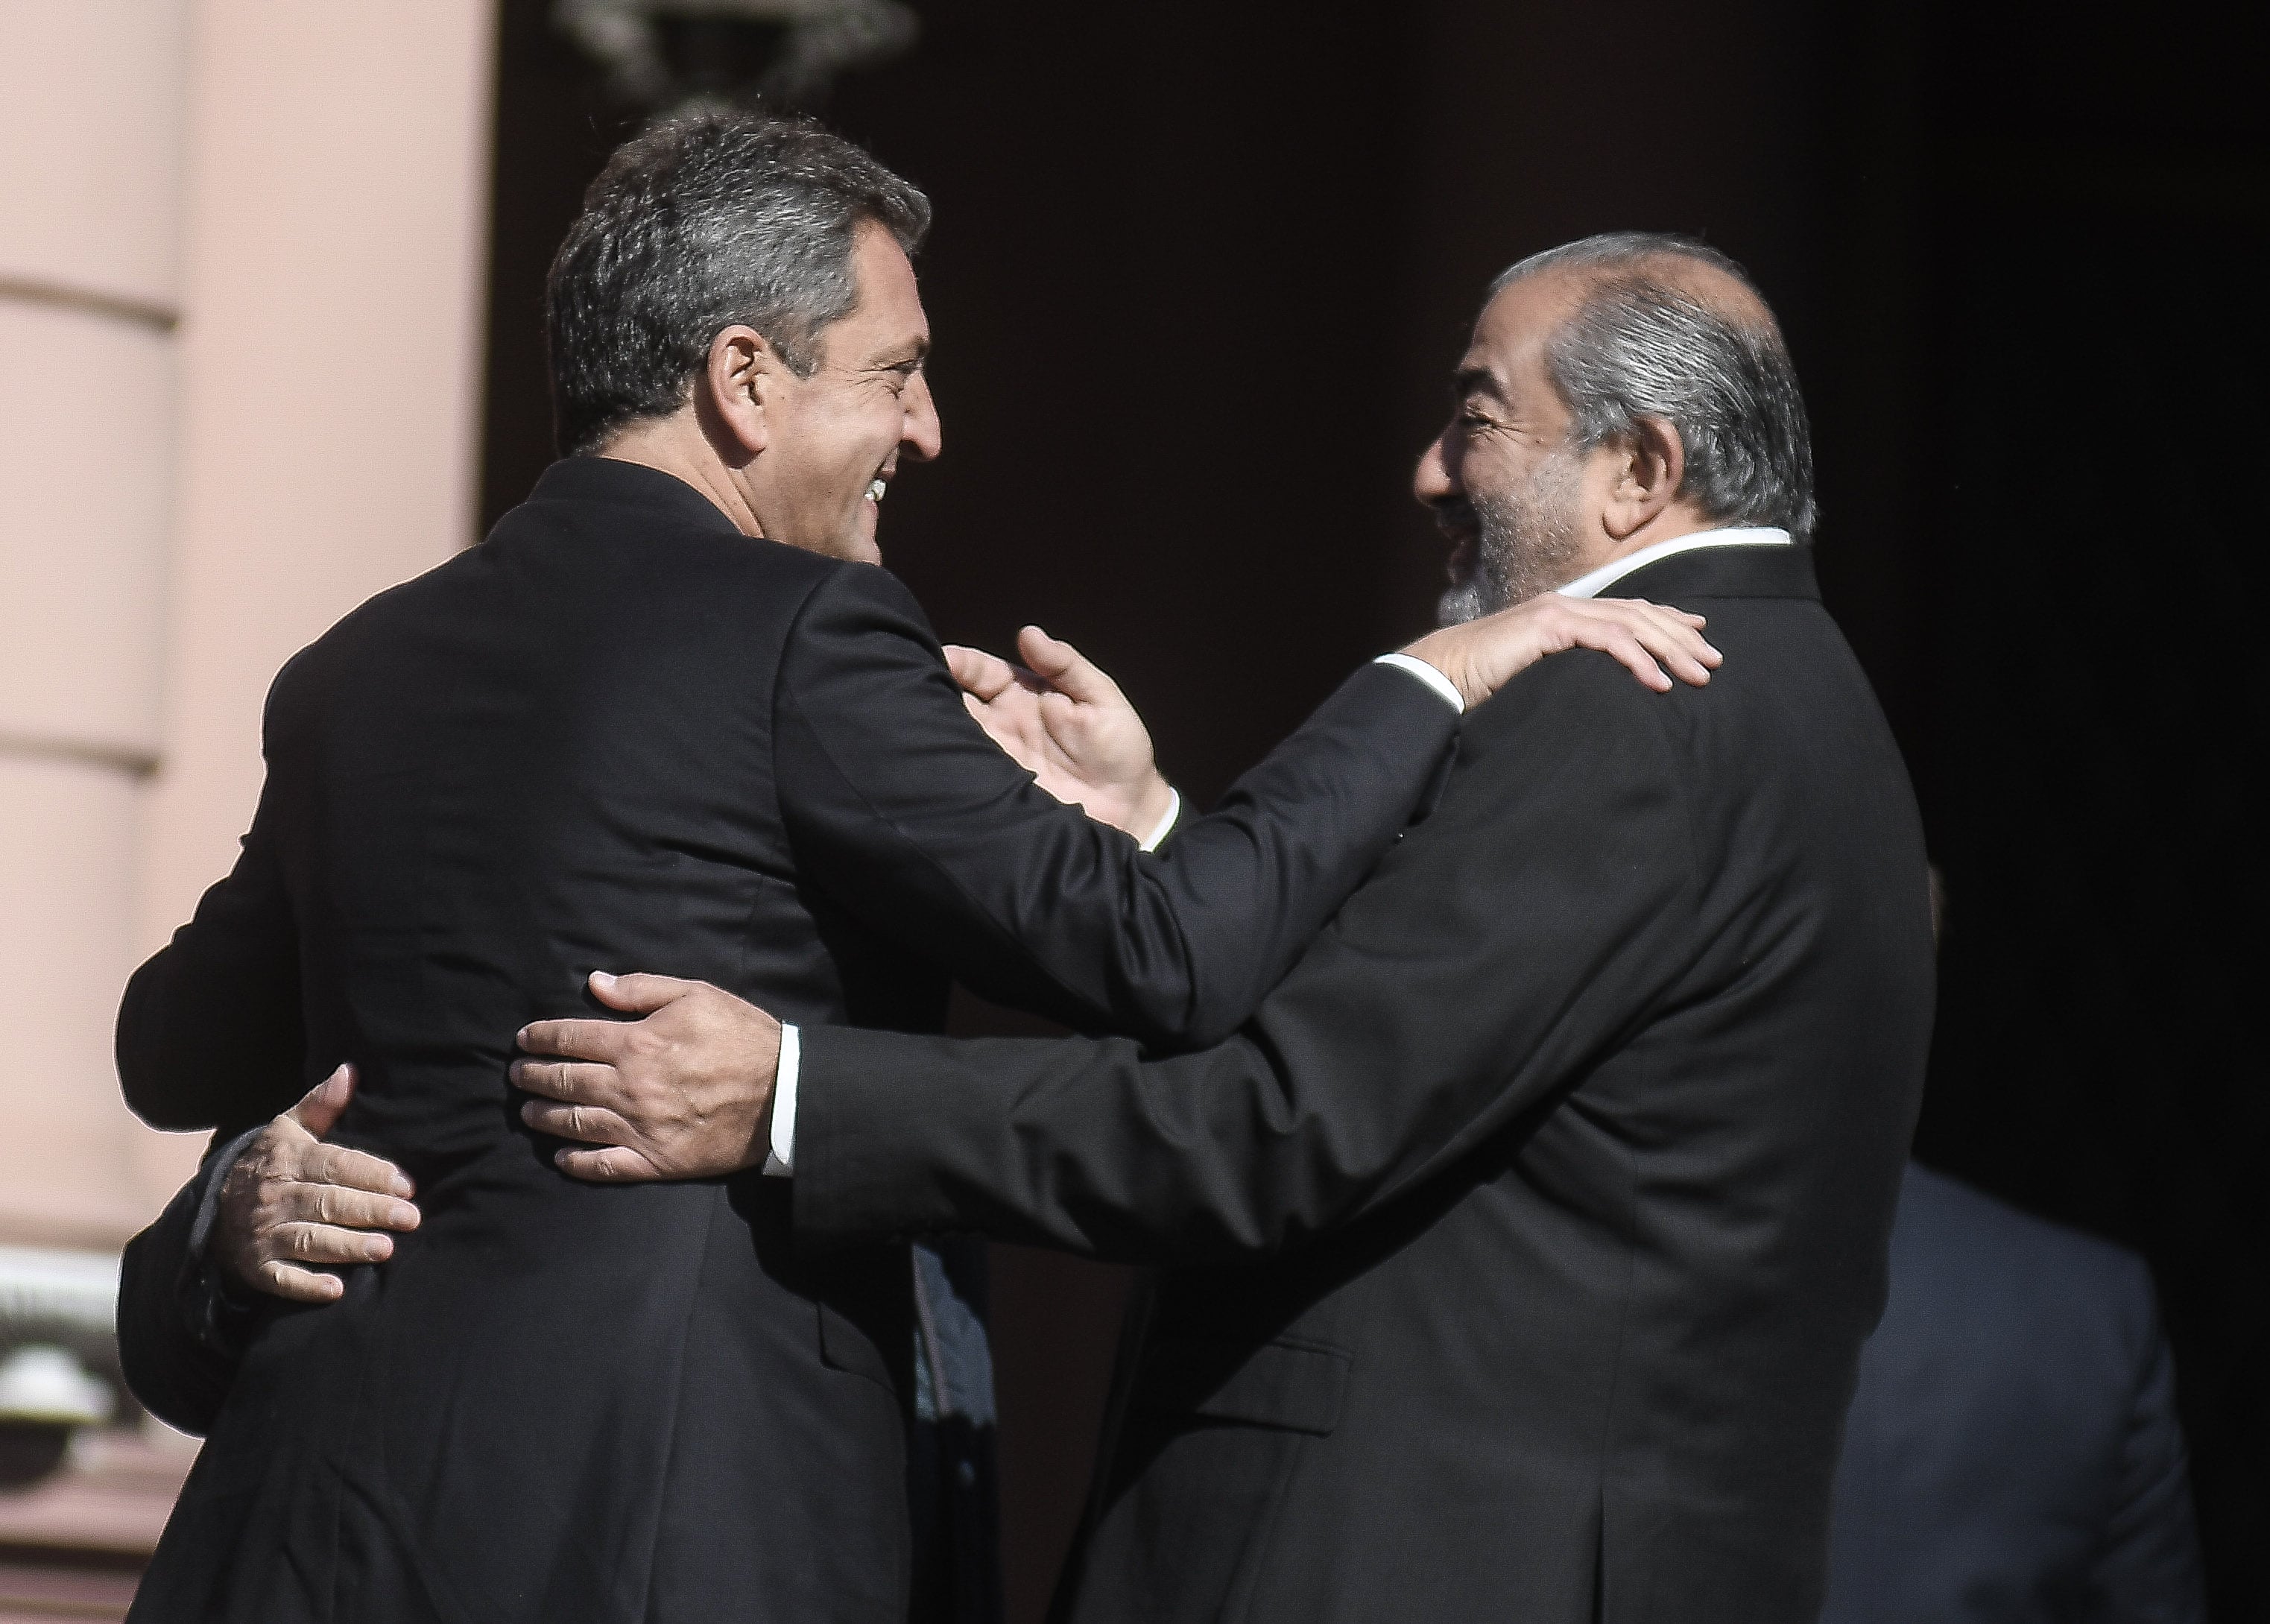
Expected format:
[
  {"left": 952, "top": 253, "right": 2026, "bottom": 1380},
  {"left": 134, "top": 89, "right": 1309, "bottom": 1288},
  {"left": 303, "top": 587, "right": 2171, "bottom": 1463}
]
[
  {"left": 1458, "top": 438, "right": 1531, "bottom": 505},
  {"left": 826, "top": 402, "right": 905, "bottom": 492}
]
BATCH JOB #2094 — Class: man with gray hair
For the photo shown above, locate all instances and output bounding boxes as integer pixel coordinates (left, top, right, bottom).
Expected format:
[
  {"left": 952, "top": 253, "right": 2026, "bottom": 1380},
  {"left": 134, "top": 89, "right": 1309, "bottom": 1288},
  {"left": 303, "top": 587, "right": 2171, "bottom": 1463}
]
[
  {"left": 108, "top": 114, "right": 1718, "bottom": 1624},
  {"left": 506, "top": 230, "right": 1935, "bottom": 1621}
]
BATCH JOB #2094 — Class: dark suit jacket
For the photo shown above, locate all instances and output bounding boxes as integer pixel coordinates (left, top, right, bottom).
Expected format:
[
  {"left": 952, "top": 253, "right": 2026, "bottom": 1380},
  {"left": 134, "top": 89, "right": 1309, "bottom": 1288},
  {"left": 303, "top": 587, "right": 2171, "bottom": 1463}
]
[
  {"left": 112, "top": 455, "right": 1458, "bottom": 1624},
  {"left": 790, "top": 543, "right": 1937, "bottom": 1624},
  {"left": 1821, "top": 1163, "right": 2207, "bottom": 1624}
]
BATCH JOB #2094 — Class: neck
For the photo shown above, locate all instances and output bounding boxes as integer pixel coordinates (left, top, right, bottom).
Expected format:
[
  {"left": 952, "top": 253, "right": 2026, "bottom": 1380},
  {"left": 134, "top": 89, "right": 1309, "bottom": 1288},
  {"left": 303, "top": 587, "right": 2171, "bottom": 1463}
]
[
  {"left": 1563, "top": 501, "right": 1718, "bottom": 585},
  {"left": 595, "top": 417, "right": 764, "bottom": 538}
]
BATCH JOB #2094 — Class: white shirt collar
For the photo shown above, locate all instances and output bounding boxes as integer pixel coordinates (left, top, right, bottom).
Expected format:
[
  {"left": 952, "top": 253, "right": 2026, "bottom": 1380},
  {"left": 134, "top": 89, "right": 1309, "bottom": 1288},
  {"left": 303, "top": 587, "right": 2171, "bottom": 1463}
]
[{"left": 1555, "top": 525, "right": 1793, "bottom": 601}]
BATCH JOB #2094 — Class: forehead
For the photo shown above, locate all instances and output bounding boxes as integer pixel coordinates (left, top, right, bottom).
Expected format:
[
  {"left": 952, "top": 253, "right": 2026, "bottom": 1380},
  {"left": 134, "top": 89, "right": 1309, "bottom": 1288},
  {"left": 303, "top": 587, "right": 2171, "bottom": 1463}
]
[
  {"left": 838, "top": 221, "right": 928, "bottom": 344},
  {"left": 1458, "top": 271, "right": 1574, "bottom": 395}
]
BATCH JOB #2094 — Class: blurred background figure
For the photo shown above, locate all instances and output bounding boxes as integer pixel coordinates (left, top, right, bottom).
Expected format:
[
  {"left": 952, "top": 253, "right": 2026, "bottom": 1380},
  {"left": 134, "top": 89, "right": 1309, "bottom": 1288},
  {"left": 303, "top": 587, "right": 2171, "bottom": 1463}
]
[
  {"left": 1825, "top": 873, "right": 2206, "bottom": 1620},
  {"left": 1824, "top": 1160, "right": 2207, "bottom": 1623},
  {"left": 1822, "top": 870, "right": 2207, "bottom": 1620}
]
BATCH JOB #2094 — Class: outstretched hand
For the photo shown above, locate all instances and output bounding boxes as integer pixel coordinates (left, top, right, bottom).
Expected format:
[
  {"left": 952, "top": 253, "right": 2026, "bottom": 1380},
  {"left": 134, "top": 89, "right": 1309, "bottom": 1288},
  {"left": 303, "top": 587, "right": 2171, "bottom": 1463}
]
[
  {"left": 513, "top": 971, "right": 782, "bottom": 1183},
  {"left": 212, "top": 1065, "right": 421, "bottom": 1304},
  {"left": 944, "top": 627, "right": 1175, "bottom": 841},
  {"left": 1400, "top": 594, "right": 1722, "bottom": 708}
]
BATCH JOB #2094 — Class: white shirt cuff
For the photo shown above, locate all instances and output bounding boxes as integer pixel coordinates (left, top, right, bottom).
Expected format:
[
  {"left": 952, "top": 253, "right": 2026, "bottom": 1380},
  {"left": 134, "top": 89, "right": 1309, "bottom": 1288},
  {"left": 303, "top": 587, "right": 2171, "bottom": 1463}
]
[
  {"left": 1138, "top": 787, "right": 1182, "bottom": 853},
  {"left": 761, "top": 1023, "right": 800, "bottom": 1176},
  {"left": 1373, "top": 652, "right": 1465, "bottom": 714}
]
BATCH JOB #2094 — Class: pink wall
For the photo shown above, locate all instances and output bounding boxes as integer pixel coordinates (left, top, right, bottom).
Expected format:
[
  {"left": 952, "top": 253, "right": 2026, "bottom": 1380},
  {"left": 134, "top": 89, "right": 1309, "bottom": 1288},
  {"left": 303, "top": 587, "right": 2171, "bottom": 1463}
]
[{"left": 0, "top": 1, "right": 496, "bottom": 1247}]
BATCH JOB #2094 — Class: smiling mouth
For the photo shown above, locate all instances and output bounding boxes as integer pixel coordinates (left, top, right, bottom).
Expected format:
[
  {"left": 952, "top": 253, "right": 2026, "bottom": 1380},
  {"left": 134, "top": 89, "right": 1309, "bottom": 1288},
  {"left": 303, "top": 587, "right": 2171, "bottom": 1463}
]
[
  {"left": 866, "top": 478, "right": 887, "bottom": 504},
  {"left": 1436, "top": 505, "right": 1479, "bottom": 584}
]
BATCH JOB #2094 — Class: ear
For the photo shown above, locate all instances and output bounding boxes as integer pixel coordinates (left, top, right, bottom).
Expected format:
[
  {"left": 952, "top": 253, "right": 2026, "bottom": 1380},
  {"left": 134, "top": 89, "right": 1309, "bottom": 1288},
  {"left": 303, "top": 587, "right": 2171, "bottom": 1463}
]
[
  {"left": 1600, "top": 416, "right": 1686, "bottom": 541},
  {"left": 696, "top": 324, "right": 784, "bottom": 465}
]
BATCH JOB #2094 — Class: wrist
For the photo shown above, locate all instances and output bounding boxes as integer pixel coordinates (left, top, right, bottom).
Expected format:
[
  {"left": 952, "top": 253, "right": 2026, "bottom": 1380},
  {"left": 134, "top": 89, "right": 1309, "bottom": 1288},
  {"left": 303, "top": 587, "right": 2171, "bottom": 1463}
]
[
  {"left": 1124, "top": 771, "right": 1175, "bottom": 844},
  {"left": 1397, "top": 629, "right": 1483, "bottom": 710}
]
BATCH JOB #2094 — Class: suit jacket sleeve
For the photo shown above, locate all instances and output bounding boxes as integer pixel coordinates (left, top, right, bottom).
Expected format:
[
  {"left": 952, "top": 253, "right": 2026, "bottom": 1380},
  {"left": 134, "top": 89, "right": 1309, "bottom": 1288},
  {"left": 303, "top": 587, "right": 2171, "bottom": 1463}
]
[
  {"left": 2084, "top": 1289, "right": 2209, "bottom": 1624},
  {"left": 112, "top": 670, "right": 310, "bottom": 1420},
  {"left": 774, "top": 564, "right": 1459, "bottom": 1049},
  {"left": 115, "top": 1129, "right": 265, "bottom": 1435},
  {"left": 116, "top": 666, "right": 307, "bottom": 1135},
  {"left": 791, "top": 654, "right": 1697, "bottom": 1260}
]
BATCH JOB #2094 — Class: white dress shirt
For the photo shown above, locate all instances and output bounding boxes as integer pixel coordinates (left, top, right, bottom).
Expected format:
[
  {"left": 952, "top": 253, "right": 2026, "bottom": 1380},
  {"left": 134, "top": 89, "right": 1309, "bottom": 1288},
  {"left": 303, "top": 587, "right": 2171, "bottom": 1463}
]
[
  {"left": 1555, "top": 525, "right": 1792, "bottom": 600},
  {"left": 760, "top": 654, "right": 1464, "bottom": 1175}
]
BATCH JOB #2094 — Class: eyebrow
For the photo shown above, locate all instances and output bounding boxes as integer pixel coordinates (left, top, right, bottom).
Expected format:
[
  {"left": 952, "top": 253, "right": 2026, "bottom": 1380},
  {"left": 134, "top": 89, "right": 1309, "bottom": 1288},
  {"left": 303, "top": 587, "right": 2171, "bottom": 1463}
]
[
  {"left": 876, "top": 336, "right": 931, "bottom": 368},
  {"left": 1452, "top": 365, "right": 1505, "bottom": 402}
]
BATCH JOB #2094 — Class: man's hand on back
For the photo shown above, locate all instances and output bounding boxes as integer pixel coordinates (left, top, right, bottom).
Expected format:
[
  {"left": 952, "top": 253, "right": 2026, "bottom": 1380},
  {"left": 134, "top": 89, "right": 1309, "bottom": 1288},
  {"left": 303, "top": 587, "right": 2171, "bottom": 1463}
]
[
  {"left": 213, "top": 1066, "right": 421, "bottom": 1304},
  {"left": 944, "top": 626, "right": 1175, "bottom": 840},
  {"left": 1402, "top": 594, "right": 1722, "bottom": 708},
  {"left": 513, "top": 972, "right": 782, "bottom": 1182}
]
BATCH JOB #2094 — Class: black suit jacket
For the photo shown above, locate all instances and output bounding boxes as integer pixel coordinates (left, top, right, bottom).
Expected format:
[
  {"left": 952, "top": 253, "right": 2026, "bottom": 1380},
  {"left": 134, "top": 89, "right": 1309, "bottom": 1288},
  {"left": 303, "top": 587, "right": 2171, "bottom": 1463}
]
[
  {"left": 790, "top": 543, "right": 1937, "bottom": 1624},
  {"left": 1821, "top": 1163, "right": 2207, "bottom": 1624},
  {"left": 112, "top": 456, "right": 1458, "bottom": 1624}
]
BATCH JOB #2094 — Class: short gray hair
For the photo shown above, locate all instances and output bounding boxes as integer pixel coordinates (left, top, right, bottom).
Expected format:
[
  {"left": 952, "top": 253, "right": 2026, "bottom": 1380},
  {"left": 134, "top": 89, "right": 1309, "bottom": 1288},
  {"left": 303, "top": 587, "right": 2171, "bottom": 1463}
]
[
  {"left": 546, "top": 110, "right": 931, "bottom": 456},
  {"left": 1494, "top": 233, "right": 1817, "bottom": 543}
]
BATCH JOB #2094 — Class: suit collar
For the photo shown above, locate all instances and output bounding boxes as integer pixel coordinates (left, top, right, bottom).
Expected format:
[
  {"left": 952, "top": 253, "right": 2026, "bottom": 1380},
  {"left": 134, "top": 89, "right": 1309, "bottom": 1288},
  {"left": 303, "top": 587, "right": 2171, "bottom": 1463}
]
[
  {"left": 527, "top": 455, "right": 747, "bottom": 537},
  {"left": 1603, "top": 542, "right": 1820, "bottom": 601},
  {"left": 1557, "top": 525, "right": 1791, "bottom": 598}
]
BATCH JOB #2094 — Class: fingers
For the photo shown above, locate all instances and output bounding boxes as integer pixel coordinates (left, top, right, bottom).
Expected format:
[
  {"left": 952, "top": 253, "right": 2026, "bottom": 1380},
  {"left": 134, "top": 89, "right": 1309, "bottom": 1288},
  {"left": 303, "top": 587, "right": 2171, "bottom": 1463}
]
[
  {"left": 255, "top": 1260, "right": 347, "bottom": 1304},
  {"left": 1581, "top": 624, "right": 1677, "bottom": 692},
  {"left": 943, "top": 642, "right": 1019, "bottom": 701},
  {"left": 291, "top": 1174, "right": 421, "bottom": 1233},
  {"left": 1638, "top": 625, "right": 1719, "bottom": 689},
  {"left": 267, "top": 1216, "right": 402, "bottom": 1266},
  {"left": 519, "top": 1015, "right": 630, "bottom": 1063},
  {"left": 1549, "top": 600, "right": 1721, "bottom": 692},
  {"left": 554, "top": 1145, "right": 665, "bottom": 1183},
  {"left": 1597, "top": 598, "right": 1715, "bottom": 648},
  {"left": 519, "top": 1099, "right": 637, "bottom": 1147},
  {"left": 244, "top": 1217, "right": 413, "bottom": 1317},
  {"left": 262, "top": 1172, "right": 420, "bottom": 1236},
  {"left": 226, "top": 1163, "right": 420, "bottom": 1304},
  {"left": 508, "top": 1055, "right": 621, "bottom": 1106},
  {"left": 586, "top": 969, "right": 700, "bottom": 1015},
  {"left": 298, "top": 1140, "right": 417, "bottom": 1201},
  {"left": 1015, "top": 626, "right": 1125, "bottom": 707},
  {"left": 1596, "top": 599, "right": 1722, "bottom": 688},
  {"left": 285, "top": 1064, "right": 355, "bottom": 1137}
]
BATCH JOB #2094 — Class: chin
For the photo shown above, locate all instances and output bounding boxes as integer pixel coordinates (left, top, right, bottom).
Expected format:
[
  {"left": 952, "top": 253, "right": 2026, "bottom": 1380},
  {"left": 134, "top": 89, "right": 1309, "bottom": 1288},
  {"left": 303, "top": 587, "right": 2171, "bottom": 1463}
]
[
  {"left": 847, "top": 499, "right": 883, "bottom": 565},
  {"left": 809, "top": 512, "right": 882, "bottom": 566},
  {"left": 1437, "top": 578, "right": 1486, "bottom": 627}
]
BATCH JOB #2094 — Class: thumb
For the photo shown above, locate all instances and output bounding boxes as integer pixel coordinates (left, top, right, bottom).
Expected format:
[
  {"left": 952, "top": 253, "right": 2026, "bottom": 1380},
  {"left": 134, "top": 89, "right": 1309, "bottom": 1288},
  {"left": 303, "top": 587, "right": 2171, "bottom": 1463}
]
[
  {"left": 943, "top": 643, "right": 1018, "bottom": 701},
  {"left": 588, "top": 968, "right": 698, "bottom": 1015},
  {"left": 1017, "top": 626, "right": 1122, "bottom": 707},
  {"left": 286, "top": 1063, "right": 355, "bottom": 1137}
]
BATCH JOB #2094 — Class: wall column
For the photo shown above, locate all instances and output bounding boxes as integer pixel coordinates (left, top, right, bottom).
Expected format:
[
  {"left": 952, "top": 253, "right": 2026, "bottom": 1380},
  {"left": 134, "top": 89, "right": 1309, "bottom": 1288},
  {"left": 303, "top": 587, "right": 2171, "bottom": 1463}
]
[
  {"left": 0, "top": 2, "right": 192, "bottom": 1247},
  {"left": 1, "top": 0, "right": 496, "bottom": 1249}
]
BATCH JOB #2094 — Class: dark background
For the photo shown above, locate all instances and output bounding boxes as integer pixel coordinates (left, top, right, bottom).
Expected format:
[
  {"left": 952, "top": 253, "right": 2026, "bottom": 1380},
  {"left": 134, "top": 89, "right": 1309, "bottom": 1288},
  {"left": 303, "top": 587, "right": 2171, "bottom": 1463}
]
[{"left": 479, "top": 1, "right": 2267, "bottom": 1616}]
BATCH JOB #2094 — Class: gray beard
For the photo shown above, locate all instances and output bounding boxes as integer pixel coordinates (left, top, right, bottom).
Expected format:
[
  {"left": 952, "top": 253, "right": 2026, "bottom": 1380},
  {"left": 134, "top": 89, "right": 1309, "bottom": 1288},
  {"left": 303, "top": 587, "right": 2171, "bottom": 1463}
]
[{"left": 1435, "top": 451, "right": 1587, "bottom": 626}]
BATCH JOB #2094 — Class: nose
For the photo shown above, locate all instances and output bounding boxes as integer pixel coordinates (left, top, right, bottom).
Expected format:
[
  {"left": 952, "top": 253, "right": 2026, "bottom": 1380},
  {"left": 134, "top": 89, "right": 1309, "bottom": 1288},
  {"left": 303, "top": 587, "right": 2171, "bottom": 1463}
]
[
  {"left": 902, "top": 370, "right": 941, "bottom": 463},
  {"left": 1412, "top": 429, "right": 1458, "bottom": 506}
]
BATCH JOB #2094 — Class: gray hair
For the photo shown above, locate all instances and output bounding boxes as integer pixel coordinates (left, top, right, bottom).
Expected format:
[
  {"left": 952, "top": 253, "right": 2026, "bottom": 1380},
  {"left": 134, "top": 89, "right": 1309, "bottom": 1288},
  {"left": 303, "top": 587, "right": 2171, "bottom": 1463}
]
[
  {"left": 1493, "top": 233, "right": 1816, "bottom": 543},
  {"left": 546, "top": 110, "right": 931, "bottom": 455}
]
